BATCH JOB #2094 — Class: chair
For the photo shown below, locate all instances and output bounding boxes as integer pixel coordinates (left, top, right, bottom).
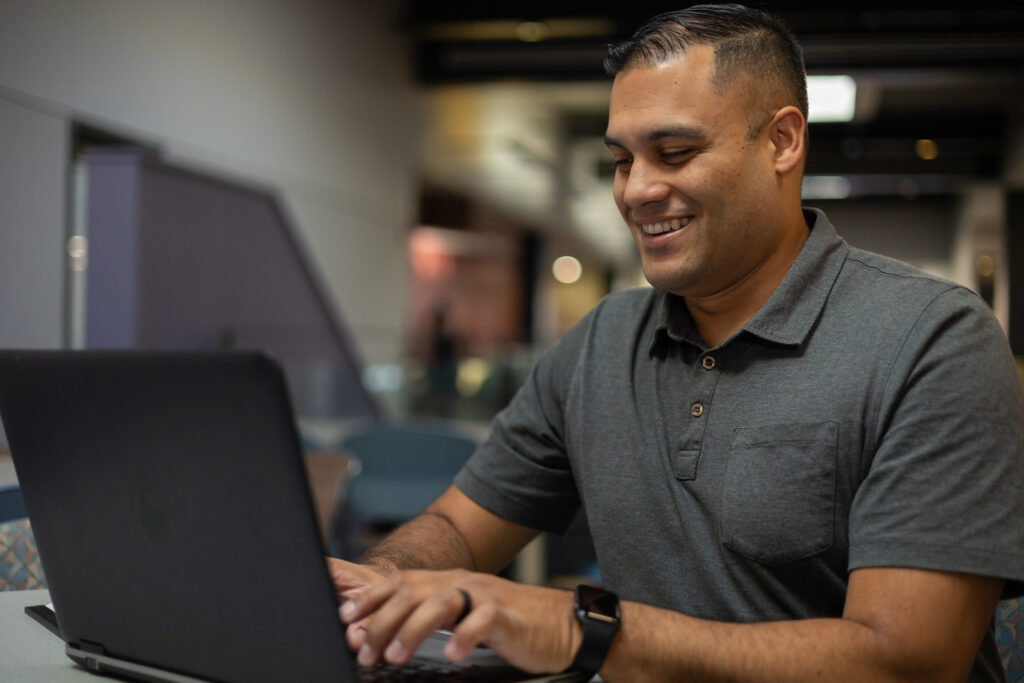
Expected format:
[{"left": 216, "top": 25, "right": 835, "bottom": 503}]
[
  {"left": 0, "top": 517, "right": 46, "bottom": 591},
  {"left": 998, "top": 597, "right": 1023, "bottom": 682},
  {"left": 329, "top": 419, "right": 481, "bottom": 559},
  {"left": 0, "top": 484, "right": 27, "bottom": 523}
]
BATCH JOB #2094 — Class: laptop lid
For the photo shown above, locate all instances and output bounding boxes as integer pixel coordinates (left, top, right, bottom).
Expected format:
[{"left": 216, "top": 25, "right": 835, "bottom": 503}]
[
  {"left": 0, "top": 350, "right": 356, "bottom": 682},
  {"left": 0, "top": 350, "right": 588, "bottom": 683}
]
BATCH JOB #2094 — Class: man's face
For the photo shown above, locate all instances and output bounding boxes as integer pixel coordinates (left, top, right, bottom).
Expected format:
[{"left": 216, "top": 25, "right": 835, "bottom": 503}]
[{"left": 605, "top": 46, "right": 786, "bottom": 299}]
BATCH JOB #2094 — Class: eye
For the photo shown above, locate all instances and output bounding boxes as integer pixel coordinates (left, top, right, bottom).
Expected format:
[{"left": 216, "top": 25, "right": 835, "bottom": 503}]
[
  {"left": 611, "top": 157, "right": 633, "bottom": 173},
  {"left": 662, "top": 149, "right": 694, "bottom": 163}
]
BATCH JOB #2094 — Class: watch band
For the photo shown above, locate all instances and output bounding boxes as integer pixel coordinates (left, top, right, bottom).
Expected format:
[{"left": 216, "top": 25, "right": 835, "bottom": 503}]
[{"left": 567, "top": 585, "right": 621, "bottom": 676}]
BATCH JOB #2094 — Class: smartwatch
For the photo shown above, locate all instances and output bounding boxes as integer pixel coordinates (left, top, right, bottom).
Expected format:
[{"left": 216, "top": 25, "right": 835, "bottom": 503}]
[{"left": 566, "top": 585, "right": 621, "bottom": 677}]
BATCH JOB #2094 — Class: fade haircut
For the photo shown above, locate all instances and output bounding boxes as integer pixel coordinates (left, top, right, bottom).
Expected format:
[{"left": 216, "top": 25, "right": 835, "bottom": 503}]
[{"left": 604, "top": 4, "right": 808, "bottom": 141}]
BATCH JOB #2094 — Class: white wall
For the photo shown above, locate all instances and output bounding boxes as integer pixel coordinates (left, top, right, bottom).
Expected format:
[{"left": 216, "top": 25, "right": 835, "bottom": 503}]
[
  {"left": 812, "top": 198, "right": 957, "bottom": 281},
  {"left": 0, "top": 0, "right": 420, "bottom": 367},
  {"left": 0, "top": 97, "right": 68, "bottom": 349}
]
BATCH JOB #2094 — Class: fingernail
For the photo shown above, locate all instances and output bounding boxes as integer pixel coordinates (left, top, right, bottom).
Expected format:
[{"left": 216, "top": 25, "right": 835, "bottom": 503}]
[
  {"left": 340, "top": 601, "right": 355, "bottom": 621},
  {"left": 385, "top": 640, "right": 406, "bottom": 663},
  {"left": 358, "top": 644, "right": 375, "bottom": 667}
]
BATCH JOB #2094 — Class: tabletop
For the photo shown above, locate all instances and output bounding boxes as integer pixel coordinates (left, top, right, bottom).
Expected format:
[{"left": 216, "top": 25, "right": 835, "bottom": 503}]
[{"left": 0, "top": 589, "right": 93, "bottom": 682}]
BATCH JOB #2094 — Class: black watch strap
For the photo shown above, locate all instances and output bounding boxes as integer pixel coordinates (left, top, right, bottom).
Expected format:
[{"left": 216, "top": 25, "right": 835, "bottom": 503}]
[{"left": 567, "top": 585, "right": 621, "bottom": 677}]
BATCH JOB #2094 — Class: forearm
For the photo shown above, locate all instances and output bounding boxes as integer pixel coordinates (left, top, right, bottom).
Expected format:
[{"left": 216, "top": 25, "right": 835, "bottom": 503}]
[
  {"left": 602, "top": 589, "right": 987, "bottom": 683},
  {"left": 602, "top": 603, "right": 925, "bottom": 683},
  {"left": 359, "top": 510, "right": 475, "bottom": 575}
]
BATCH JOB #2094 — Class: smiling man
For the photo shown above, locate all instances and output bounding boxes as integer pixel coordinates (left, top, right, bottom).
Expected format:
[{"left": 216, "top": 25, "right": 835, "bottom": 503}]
[{"left": 329, "top": 5, "right": 1024, "bottom": 681}]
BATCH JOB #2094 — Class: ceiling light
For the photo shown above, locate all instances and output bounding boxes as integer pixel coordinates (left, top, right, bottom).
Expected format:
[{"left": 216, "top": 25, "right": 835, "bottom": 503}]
[
  {"left": 515, "top": 21, "right": 550, "bottom": 42},
  {"left": 915, "top": 139, "right": 939, "bottom": 160},
  {"left": 807, "top": 75, "right": 857, "bottom": 122}
]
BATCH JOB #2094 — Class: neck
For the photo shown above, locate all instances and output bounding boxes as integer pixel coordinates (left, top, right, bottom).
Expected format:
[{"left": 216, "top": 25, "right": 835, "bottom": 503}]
[{"left": 685, "top": 212, "right": 809, "bottom": 348}]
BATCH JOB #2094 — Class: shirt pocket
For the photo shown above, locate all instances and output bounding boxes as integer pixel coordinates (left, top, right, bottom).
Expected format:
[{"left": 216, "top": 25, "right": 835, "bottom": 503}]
[{"left": 721, "top": 421, "right": 838, "bottom": 565}]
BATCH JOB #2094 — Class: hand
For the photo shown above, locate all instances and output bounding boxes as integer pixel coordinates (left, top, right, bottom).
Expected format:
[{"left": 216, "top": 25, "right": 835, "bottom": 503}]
[
  {"left": 325, "top": 557, "right": 389, "bottom": 602},
  {"left": 340, "top": 568, "right": 582, "bottom": 675}
]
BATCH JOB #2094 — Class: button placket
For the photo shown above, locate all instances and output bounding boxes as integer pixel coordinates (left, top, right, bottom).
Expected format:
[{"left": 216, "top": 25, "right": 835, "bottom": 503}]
[{"left": 675, "top": 352, "right": 721, "bottom": 481}]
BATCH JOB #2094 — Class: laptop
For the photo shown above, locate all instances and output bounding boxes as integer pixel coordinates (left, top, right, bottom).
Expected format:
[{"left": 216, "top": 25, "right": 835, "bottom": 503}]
[{"left": 0, "top": 350, "right": 587, "bottom": 682}]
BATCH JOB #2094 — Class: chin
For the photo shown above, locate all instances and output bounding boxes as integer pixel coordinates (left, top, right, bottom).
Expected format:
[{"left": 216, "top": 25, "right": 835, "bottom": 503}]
[{"left": 641, "top": 267, "right": 697, "bottom": 295}]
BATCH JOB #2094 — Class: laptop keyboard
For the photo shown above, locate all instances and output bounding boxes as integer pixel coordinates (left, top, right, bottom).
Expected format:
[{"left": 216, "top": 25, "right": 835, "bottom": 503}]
[{"left": 359, "top": 658, "right": 537, "bottom": 682}]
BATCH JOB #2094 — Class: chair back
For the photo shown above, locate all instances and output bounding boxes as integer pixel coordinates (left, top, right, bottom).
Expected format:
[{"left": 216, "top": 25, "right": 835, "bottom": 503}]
[
  {"left": 331, "top": 420, "right": 480, "bottom": 557},
  {"left": 342, "top": 420, "right": 479, "bottom": 522},
  {"left": 0, "top": 484, "right": 27, "bottom": 523}
]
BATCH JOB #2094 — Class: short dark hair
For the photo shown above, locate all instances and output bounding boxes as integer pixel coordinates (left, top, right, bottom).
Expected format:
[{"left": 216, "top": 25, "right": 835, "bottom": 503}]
[{"left": 605, "top": 4, "right": 808, "bottom": 138}]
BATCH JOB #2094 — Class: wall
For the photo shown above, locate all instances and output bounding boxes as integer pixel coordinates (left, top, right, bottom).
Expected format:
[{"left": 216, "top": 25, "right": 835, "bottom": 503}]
[
  {"left": 0, "top": 96, "right": 67, "bottom": 349},
  {"left": 0, "top": 0, "right": 419, "bottom": 368}
]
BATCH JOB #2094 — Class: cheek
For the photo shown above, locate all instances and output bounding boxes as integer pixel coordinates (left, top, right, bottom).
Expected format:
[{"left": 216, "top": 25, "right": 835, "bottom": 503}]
[{"left": 612, "top": 181, "right": 629, "bottom": 218}]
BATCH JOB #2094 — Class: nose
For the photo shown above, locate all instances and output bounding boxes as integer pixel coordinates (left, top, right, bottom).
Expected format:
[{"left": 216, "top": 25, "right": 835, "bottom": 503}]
[{"left": 619, "top": 159, "right": 671, "bottom": 209}]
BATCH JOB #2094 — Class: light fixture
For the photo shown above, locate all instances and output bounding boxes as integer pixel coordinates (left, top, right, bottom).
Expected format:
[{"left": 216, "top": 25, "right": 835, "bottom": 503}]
[
  {"left": 801, "top": 176, "right": 851, "bottom": 200},
  {"left": 915, "top": 139, "right": 939, "bottom": 160},
  {"left": 807, "top": 75, "right": 857, "bottom": 123},
  {"left": 552, "top": 256, "right": 583, "bottom": 284},
  {"left": 515, "top": 21, "right": 550, "bottom": 42}
]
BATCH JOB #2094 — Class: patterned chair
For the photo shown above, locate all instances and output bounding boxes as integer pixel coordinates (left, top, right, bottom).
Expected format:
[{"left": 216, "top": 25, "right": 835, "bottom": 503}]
[
  {"left": 998, "top": 597, "right": 1024, "bottom": 682},
  {"left": 0, "top": 517, "right": 46, "bottom": 591}
]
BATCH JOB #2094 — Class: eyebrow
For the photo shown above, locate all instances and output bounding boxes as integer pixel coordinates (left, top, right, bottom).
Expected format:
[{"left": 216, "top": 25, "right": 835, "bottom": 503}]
[{"left": 604, "top": 124, "right": 708, "bottom": 149}]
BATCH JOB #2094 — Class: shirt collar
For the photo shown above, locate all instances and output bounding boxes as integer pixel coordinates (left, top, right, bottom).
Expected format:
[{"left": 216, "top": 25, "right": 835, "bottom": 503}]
[{"left": 649, "top": 207, "right": 848, "bottom": 355}]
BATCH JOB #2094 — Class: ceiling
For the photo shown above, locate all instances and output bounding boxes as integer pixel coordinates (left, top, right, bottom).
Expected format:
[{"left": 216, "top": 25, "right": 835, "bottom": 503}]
[{"left": 395, "top": 2, "right": 1024, "bottom": 264}]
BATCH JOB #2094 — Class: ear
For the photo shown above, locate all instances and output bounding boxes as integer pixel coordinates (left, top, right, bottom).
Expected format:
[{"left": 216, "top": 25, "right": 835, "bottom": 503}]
[{"left": 769, "top": 106, "right": 806, "bottom": 175}]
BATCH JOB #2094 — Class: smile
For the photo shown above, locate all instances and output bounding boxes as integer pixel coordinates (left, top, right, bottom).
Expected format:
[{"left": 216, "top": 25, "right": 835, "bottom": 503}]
[{"left": 640, "top": 217, "right": 691, "bottom": 235}]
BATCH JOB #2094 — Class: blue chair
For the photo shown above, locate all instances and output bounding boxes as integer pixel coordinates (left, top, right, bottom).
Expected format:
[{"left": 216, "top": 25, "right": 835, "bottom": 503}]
[
  {"left": 0, "top": 484, "right": 27, "bottom": 523},
  {"left": 329, "top": 420, "right": 481, "bottom": 559},
  {"left": 998, "top": 597, "right": 1023, "bottom": 682}
]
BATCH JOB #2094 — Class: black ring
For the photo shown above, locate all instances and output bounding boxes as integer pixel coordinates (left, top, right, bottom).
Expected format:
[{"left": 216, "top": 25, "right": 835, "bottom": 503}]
[{"left": 455, "top": 588, "right": 472, "bottom": 625}]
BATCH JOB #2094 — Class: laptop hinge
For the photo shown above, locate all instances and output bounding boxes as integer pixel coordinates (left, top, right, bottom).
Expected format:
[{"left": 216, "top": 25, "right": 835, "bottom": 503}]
[
  {"left": 77, "top": 640, "right": 106, "bottom": 655},
  {"left": 73, "top": 639, "right": 108, "bottom": 670}
]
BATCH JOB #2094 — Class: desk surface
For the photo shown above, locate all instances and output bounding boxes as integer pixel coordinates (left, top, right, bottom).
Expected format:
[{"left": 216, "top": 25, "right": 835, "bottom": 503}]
[{"left": 0, "top": 589, "right": 91, "bottom": 681}]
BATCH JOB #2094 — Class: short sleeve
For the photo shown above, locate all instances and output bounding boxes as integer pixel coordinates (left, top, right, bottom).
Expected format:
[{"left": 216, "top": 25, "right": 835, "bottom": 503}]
[
  {"left": 848, "top": 286, "right": 1024, "bottom": 599},
  {"left": 453, "top": 321, "right": 589, "bottom": 534}
]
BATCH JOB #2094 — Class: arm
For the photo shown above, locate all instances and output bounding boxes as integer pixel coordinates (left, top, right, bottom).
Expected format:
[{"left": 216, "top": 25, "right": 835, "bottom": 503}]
[
  {"left": 600, "top": 567, "right": 1003, "bottom": 682},
  {"left": 359, "top": 484, "right": 539, "bottom": 576},
  {"left": 343, "top": 564, "right": 1004, "bottom": 681}
]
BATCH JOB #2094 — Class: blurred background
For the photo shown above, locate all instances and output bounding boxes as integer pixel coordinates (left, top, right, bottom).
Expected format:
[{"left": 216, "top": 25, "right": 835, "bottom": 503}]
[{"left": 2, "top": 1, "right": 1024, "bottom": 577}]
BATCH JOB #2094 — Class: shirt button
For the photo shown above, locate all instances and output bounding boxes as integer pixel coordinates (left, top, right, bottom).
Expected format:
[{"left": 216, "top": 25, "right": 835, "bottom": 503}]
[
  {"left": 702, "top": 356, "right": 716, "bottom": 370},
  {"left": 691, "top": 402, "right": 705, "bottom": 418}
]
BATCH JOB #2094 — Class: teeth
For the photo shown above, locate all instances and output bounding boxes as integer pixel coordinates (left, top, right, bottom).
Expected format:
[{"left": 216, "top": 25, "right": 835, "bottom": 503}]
[{"left": 641, "top": 217, "right": 689, "bottom": 235}]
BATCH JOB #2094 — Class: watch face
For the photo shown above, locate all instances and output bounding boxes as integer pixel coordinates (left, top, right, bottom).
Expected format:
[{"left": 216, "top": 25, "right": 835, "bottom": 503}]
[{"left": 577, "top": 585, "right": 620, "bottom": 622}]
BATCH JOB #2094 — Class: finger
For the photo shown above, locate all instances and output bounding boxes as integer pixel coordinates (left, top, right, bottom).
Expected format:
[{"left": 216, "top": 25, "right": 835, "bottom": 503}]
[
  {"left": 382, "top": 587, "right": 471, "bottom": 666},
  {"left": 345, "top": 619, "right": 370, "bottom": 651},
  {"left": 353, "top": 578, "right": 434, "bottom": 666},
  {"left": 341, "top": 574, "right": 401, "bottom": 624},
  {"left": 444, "top": 600, "right": 500, "bottom": 662},
  {"left": 327, "top": 558, "right": 384, "bottom": 599}
]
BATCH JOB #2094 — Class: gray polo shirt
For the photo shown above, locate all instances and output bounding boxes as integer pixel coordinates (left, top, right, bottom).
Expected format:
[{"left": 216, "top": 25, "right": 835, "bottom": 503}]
[{"left": 454, "top": 208, "right": 1024, "bottom": 679}]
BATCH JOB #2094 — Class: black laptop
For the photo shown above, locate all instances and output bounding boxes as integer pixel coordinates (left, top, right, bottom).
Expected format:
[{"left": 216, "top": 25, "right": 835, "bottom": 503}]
[{"left": 0, "top": 350, "right": 585, "bottom": 682}]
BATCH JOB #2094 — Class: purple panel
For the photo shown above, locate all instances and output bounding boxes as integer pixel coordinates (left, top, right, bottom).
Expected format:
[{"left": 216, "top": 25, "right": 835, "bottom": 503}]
[
  {"left": 83, "top": 150, "right": 378, "bottom": 419},
  {"left": 84, "top": 152, "right": 141, "bottom": 348}
]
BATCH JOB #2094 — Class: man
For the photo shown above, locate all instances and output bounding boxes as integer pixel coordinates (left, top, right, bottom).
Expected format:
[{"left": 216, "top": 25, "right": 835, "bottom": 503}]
[{"left": 330, "top": 5, "right": 1024, "bottom": 681}]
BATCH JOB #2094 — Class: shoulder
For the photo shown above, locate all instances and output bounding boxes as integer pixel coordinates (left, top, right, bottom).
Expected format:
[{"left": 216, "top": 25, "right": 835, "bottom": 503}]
[
  {"left": 536, "top": 287, "right": 661, "bottom": 378},
  {"left": 836, "top": 247, "right": 988, "bottom": 323}
]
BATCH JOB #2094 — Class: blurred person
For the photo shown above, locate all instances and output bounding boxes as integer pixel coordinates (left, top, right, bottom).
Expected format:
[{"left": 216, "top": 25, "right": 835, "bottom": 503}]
[{"left": 329, "top": 5, "right": 1024, "bottom": 681}]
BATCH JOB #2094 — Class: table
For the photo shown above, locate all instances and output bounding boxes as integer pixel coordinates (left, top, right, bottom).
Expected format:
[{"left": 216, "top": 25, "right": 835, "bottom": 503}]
[{"left": 0, "top": 589, "right": 89, "bottom": 682}]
